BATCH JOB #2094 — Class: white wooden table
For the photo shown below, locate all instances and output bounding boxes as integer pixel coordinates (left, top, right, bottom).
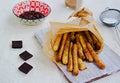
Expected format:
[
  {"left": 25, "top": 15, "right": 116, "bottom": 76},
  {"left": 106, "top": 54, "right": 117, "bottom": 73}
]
[{"left": 0, "top": 0, "right": 120, "bottom": 83}]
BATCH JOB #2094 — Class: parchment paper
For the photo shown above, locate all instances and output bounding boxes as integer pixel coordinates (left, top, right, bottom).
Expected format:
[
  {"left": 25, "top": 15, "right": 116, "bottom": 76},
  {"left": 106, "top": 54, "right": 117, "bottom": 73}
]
[{"left": 35, "top": 26, "right": 120, "bottom": 83}]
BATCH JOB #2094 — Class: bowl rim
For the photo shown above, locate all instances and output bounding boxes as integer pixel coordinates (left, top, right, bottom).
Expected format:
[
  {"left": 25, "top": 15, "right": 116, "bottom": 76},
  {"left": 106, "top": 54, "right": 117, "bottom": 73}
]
[
  {"left": 12, "top": 0, "right": 51, "bottom": 20},
  {"left": 99, "top": 8, "right": 120, "bottom": 24}
]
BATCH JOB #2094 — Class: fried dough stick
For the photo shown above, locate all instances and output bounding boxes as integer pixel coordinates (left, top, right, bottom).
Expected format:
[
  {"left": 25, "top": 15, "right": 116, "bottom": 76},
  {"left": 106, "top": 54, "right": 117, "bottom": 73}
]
[
  {"left": 53, "top": 34, "right": 63, "bottom": 51},
  {"left": 70, "top": 32, "right": 75, "bottom": 41},
  {"left": 81, "top": 32, "right": 87, "bottom": 42},
  {"left": 86, "top": 42, "right": 105, "bottom": 69},
  {"left": 73, "top": 44, "right": 79, "bottom": 76},
  {"left": 91, "top": 33, "right": 101, "bottom": 50},
  {"left": 77, "top": 8, "right": 89, "bottom": 17},
  {"left": 57, "top": 33, "right": 68, "bottom": 62},
  {"left": 79, "top": 33, "right": 93, "bottom": 62},
  {"left": 78, "top": 58, "right": 87, "bottom": 70},
  {"left": 67, "top": 42, "right": 73, "bottom": 72},
  {"left": 84, "top": 31, "right": 94, "bottom": 49},
  {"left": 62, "top": 37, "right": 70, "bottom": 65},
  {"left": 76, "top": 33, "right": 85, "bottom": 60}
]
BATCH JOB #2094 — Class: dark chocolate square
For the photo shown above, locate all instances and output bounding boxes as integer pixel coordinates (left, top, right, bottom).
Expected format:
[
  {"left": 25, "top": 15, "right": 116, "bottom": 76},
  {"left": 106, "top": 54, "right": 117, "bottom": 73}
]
[
  {"left": 12, "top": 41, "right": 22, "bottom": 48},
  {"left": 19, "top": 51, "right": 33, "bottom": 61},
  {"left": 18, "top": 62, "right": 33, "bottom": 74}
]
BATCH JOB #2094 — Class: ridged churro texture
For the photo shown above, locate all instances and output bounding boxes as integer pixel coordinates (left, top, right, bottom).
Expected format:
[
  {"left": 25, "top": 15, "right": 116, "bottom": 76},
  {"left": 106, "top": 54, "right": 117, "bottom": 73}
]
[{"left": 43, "top": 8, "right": 105, "bottom": 76}]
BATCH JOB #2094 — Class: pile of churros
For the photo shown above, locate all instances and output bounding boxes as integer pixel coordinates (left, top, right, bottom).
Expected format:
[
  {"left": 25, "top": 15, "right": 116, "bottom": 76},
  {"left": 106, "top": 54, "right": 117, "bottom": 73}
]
[
  {"left": 70, "top": 8, "right": 92, "bottom": 18},
  {"left": 52, "top": 31, "right": 106, "bottom": 76}
]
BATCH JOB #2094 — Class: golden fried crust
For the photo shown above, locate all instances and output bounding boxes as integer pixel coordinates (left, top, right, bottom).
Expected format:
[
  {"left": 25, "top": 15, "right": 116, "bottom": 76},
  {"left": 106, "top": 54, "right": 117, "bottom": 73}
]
[
  {"left": 79, "top": 33, "right": 93, "bottom": 62},
  {"left": 53, "top": 34, "right": 63, "bottom": 51},
  {"left": 57, "top": 33, "right": 68, "bottom": 62},
  {"left": 84, "top": 31, "right": 94, "bottom": 49},
  {"left": 67, "top": 42, "right": 73, "bottom": 72},
  {"left": 86, "top": 42, "right": 105, "bottom": 69},
  {"left": 78, "top": 58, "right": 87, "bottom": 70},
  {"left": 62, "top": 37, "right": 70, "bottom": 64},
  {"left": 70, "top": 32, "right": 75, "bottom": 41},
  {"left": 76, "top": 33, "right": 85, "bottom": 60},
  {"left": 73, "top": 44, "right": 79, "bottom": 76}
]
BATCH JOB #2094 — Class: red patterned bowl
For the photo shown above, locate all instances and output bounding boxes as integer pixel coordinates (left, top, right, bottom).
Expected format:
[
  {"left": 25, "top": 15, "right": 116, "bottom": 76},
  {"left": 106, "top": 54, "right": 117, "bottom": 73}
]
[{"left": 13, "top": 0, "right": 51, "bottom": 25}]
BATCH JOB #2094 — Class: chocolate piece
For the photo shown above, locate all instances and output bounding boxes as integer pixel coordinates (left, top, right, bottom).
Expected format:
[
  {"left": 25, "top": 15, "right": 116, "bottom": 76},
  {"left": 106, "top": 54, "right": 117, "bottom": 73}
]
[
  {"left": 12, "top": 41, "right": 22, "bottom": 48},
  {"left": 18, "top": 62, "right": 33, "bottom": 74},
  {"left": 19, "top": 11, "right": 45, "bottom": 20},
  {"left": 19, "top": 51, "right": 33, "bottom": 61}
]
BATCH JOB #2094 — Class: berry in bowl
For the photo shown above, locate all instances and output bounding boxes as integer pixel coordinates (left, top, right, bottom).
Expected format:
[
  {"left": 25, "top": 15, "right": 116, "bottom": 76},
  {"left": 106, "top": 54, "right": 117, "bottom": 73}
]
[{"left": 12, "top": 0, "right": 51, "bottom": 25}]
